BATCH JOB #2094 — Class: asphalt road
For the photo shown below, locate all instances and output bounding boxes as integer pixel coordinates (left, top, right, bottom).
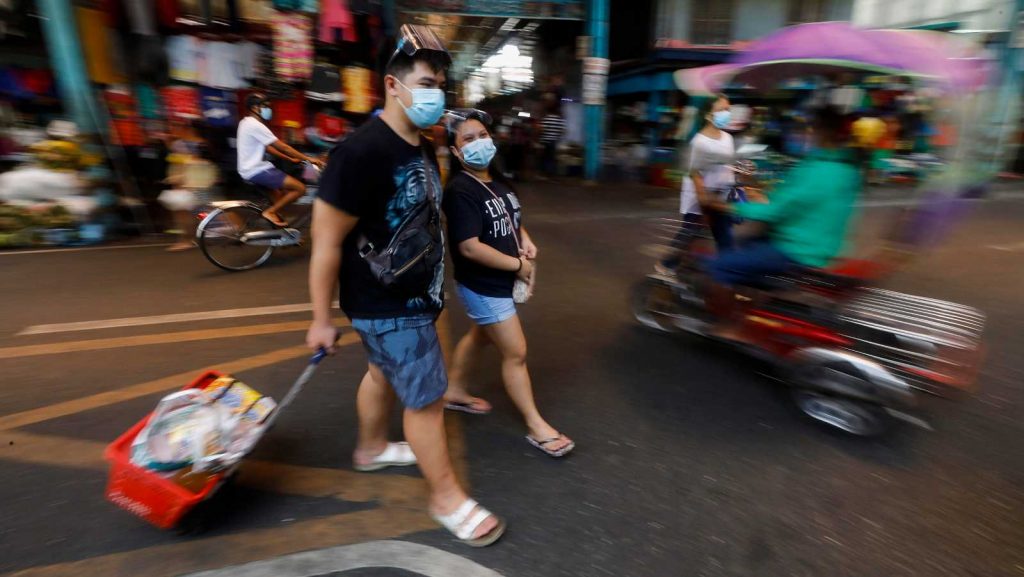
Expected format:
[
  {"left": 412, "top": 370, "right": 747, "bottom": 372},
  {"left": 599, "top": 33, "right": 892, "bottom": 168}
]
[{"left": 1, "top": 182, "right": 1022, "bottom": 577}]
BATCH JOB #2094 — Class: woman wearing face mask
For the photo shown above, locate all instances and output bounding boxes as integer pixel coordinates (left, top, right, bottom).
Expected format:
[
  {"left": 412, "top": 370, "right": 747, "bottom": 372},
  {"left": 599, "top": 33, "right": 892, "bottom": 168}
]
[
  {"left": 659, "top": 94, "right": 736, "bottom": 274},
  {"left": 441, "top": 110, "right": 574, "bottom": 458}
]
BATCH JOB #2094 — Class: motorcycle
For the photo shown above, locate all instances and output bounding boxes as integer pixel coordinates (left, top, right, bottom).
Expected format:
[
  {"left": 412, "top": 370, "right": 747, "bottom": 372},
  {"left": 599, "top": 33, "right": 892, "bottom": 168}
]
[{"left": 632, "top": 162, "right": 985, "bottom": 436}]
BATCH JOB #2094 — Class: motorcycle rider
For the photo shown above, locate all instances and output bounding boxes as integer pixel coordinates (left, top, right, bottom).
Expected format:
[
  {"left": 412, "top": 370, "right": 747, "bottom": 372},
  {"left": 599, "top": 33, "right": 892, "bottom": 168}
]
[
  {"left": 704, "top": 106, "right": 861, "bottom": 342},
  {"left": 236, "top": 93, "right": 323, "bottom": 226}
]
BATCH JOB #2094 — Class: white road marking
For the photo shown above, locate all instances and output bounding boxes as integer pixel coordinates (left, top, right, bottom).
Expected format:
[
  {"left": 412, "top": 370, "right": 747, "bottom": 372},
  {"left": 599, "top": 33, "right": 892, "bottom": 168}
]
[
  {"left": 987, "top": 241, "right": 1024, "bottom": 252},
  {"left": 0, "top": 242, "right": 173, "bottom": 256},
  {"left": 18, "top": 302, "right": 339, "bottom": 335},
  {"left": 182, "top": 540, "right": 504, "bottom": 577}
]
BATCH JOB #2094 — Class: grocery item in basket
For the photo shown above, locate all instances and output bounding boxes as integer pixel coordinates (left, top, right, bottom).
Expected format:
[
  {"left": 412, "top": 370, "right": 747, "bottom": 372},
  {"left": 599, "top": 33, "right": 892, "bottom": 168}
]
[
  {"left": 130, "top": 390, "right": 230, "bottom": 472},
  {"left": 201, "top": 376, "right": 236, "bottom": 401},
  {"left": 242, "top": 396, "right": 277, "bottom": 424},
  {"left": 204, "top": 378, "right": 263, "bottom": 415}
]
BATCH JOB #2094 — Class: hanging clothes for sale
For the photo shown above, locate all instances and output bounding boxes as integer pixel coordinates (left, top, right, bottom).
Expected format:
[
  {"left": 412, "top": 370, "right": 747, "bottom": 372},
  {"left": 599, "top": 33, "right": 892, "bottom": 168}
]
[
  {"left": 200, "top": 87, "right": 237, "bottom": 128},
  {"left": 156, "top": 0, "right": 180, "bottom": 32},
  {"left": 136, "top": 84, "right": 163, "bottom": 120},
  {"left": 319, "top": 0, "right": 357, "bottom": 44},
  {"left": 273, "top": 0, "right": 318, "bottom": 10},
  {"left": 105, "top": 89, "right": 145, "bottom": 147},
  {"left": 161, "top": 86, "right": 202, "bottom": 119},
  {"left": 166, "top": 35, "right": 205, "bottom": 83},
  {"left": 237, "top": 41, "right": 267, "bottom": 83},
  {"left": 238, "top": 0, "right": 274, "bottom": 22},
  {"left": 202, "top": 42, "right": 249, "bottom": 90},
  {"left": 123, "top": 0, "right": 157, "bottom": 35},
  {"left": 76, "top": 7, "right": 126, "bottom": 85},
  {"left": 132, "top": 35, "right": 170, "bottom": 86},
  {"left": 270, "top": 95, "right": 305, "bottom": 130},
  {"left": 306, "top": 64, "right": 342, "bottom": 102},
  {"left": 341, "top": 66, "right": 373, "bottom": 113},
  {"left": 274, "top": 14, "right": 314, "bottom": 81}
]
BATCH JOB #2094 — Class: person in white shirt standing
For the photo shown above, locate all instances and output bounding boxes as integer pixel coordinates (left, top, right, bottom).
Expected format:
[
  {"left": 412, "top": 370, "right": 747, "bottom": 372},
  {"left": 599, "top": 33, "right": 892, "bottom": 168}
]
[
  {"left": 236, "top": 93, "right": 323, "bottom": 226},
  {"left": 658, "top": 94, "right": 736, "bottom": 274}
]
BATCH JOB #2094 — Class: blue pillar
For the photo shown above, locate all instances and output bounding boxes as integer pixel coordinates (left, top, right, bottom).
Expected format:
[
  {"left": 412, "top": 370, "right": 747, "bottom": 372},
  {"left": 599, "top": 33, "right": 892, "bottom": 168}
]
[
  {"left": 990, "top": 0, "right": 1024, "bottom": 175},
  {"left": 37, "top": 0, "right": 99, "bottom": 133},
  {"left": 584, "top": 0, "right": 609, "bottom": 181}
]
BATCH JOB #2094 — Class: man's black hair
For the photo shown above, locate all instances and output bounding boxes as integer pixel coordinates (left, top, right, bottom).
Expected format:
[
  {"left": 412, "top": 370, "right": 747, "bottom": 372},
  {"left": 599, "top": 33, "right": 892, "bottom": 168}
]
[
  {"left": 245, "top": 93, "right": 267, "bottom": 111},
  {"left": 385, "top": 50, "right": 450, "bottom": 82},
  {"left": 812, "top": 106, "right": 845, "bottom": 145}
]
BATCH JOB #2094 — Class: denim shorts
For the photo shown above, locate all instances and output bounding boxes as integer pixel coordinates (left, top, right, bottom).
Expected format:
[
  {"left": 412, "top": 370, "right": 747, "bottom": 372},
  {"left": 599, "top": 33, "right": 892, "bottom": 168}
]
[
  {"left": 245, "top": 167, "right": 287, "bottom": 190},
  {"left": 349, "top": 314, "right": 447, "bottom": 410},
  {"left": 706, "top": 241, "right": 797, "bottom": 287},
  {"left": 456, "top": 284, "right": 517, "bottom": 326}
]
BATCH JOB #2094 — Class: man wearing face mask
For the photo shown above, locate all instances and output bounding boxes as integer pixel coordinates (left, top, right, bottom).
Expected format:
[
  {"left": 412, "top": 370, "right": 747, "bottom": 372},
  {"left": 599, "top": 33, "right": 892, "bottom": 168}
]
[
  {"left": 236, "top": 93, "right": 322, "bottom": 226},
  {"left": 306, "top": 25, "right": 506, "bottom": 547}
]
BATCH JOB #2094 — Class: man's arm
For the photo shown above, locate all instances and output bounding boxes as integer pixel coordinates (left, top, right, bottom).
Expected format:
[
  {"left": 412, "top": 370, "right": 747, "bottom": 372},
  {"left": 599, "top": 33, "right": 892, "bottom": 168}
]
[
  {"left": 306, "top": 198, "right": 358, "bottom": 352},
  {"left": 271, "top": 139, "right": 322, "bottom": 166}
]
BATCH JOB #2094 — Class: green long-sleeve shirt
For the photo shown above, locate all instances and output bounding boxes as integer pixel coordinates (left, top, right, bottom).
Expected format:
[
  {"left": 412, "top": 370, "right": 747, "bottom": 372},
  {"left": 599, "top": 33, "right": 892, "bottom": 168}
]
[{"left": 734, "top": 149, "right": 860, "bottom": 268}]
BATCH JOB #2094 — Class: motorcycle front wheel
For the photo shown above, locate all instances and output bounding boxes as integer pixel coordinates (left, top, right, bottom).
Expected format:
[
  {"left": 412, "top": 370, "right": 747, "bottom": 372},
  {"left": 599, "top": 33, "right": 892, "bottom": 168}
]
[{"left": 198, "top": 205, "right": 276, "bottom": 272}]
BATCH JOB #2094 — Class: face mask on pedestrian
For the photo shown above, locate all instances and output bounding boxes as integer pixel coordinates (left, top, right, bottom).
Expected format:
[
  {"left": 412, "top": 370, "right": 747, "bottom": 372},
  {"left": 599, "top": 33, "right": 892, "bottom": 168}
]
[
  {"left": 260, "top": 107, "right": 273, "bottom": 121},
  {"left": 459, "top": 137, "right": 497, "bottom": 169},
  {"left": 711, "top": 109, "right": 731, "bottom": 129},
  {"left": 393, "top": 78, "right": 446, "bottom": 129}
]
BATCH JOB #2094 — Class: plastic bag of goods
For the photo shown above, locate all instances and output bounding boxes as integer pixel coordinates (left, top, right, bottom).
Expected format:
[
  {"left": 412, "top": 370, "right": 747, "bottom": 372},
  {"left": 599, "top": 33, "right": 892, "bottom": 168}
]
[{"left": 130, "top": 389, "right": 231, "bottom": 473}]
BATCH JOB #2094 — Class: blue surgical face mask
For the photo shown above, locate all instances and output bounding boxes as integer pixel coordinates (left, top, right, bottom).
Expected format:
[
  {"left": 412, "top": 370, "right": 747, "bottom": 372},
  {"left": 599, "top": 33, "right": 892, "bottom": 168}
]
[
  {"left": 460, "top": 137, "right": 496, "bottom": 169},
  {"left": 395, "top": 79, "right": 446, "bottom": 129},
  {"left": 260, "top": 107, "right": 273, "bottom": 121},
  {"left": 712, "top": 109, "right": 731, "bottom": 129}
]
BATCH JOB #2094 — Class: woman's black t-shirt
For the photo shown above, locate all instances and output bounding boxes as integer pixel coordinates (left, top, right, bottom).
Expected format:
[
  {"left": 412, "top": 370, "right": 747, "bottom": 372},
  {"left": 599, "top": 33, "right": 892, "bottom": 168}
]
[{"left": 443, "top": 172, "right": 522, "bottom": 298}]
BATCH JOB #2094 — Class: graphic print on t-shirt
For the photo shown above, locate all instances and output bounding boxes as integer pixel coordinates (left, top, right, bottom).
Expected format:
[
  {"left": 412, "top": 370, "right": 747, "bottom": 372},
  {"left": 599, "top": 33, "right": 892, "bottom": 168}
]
[
  {"left": 482, "top": 191, "right": 521, "bottom": 242},
  {"left": 389, "top": 156, "right": 445, "bottom": 312}
]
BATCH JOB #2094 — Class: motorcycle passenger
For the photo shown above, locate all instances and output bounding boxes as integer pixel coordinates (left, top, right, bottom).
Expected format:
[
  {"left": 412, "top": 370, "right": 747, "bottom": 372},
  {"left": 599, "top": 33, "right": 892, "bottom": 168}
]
[
  {"left": 658, "top": 94, "right": 736, "bottom": 274},
  {"left": 704, "top": 106, "right": 861, "bottom": 341}
]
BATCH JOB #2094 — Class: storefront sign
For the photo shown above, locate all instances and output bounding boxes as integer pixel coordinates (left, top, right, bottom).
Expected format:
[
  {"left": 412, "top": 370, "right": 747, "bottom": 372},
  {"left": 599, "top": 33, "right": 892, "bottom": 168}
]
[{"left": 582, "top": 57, "right": 610, "bottom": 105}]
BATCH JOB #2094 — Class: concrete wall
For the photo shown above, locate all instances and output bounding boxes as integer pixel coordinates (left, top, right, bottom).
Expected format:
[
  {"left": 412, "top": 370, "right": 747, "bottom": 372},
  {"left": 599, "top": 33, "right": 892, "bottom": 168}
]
[
  {"left": 654, "top": 0, "right": 692, "bottom": 42},
  {"left": 657, "top": 0, "right": 856, "bottom": 44},
  {"left": 853, "top": 0, "right": 1013, "bottom": 30},
  {"left": 733, "top": 0, "right": 787, "bottom": 41}
]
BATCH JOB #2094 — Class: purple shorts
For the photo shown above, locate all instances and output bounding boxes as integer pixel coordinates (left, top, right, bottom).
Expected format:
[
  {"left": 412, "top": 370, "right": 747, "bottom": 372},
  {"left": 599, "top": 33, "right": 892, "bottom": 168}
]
[{"left": 245, "top": 167, "right": 287, "bottom": 190}]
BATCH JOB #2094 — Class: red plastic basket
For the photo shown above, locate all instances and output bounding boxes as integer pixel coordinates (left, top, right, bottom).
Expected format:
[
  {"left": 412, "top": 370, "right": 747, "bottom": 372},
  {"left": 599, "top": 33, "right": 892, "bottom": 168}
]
[{"left": 103, "top": 370, "right": 228, "bottom": 529}]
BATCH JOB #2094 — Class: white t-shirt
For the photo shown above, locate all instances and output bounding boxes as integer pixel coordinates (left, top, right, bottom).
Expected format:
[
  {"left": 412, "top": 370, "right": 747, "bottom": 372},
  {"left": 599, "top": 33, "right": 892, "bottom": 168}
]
[
  {"left": 680, "top": 131, "right": 735, "bottom": 215},
  {"left": 236, "top": 116, "right": 278, "bottom": 180}
]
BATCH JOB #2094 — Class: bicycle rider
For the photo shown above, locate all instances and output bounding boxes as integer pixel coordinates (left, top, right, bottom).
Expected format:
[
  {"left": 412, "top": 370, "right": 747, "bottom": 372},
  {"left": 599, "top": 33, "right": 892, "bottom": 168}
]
[{"left": 236, "top": 93, "right": 324, "bottom": 226}]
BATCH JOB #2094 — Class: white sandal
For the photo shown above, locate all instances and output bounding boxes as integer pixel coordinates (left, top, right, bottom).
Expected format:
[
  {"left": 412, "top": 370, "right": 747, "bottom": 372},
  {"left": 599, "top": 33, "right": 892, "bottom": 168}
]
[
  {"left": 353, "top": 442, "right": 417, "bottom": 472},
  {"left": 431, "top": 498, "right": 506, "bottom": 547}
]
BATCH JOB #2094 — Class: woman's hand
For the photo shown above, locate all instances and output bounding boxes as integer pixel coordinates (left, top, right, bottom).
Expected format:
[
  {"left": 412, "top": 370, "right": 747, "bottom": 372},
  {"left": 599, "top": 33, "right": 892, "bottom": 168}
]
[
  {"left": 520, "top": 237, "right": 538, "bottom": 259},
  {"left": 516, "top": 257, "right": 534, "bottom": 282}
]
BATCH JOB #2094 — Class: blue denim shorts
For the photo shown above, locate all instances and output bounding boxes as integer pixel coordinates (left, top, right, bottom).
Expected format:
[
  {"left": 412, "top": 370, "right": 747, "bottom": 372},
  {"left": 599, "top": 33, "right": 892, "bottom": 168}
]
[
  {"left": 245, "top": 167, "right": 287, "bottom": 190},
  {"left": 706, "top": 241, "right": 797, "bottom": 287},
  {"left": 456, "top": 284, "right": 517, "bottom": 326},
  {"left": 349, "top": 314, "right": 447, "bottom": 410}
]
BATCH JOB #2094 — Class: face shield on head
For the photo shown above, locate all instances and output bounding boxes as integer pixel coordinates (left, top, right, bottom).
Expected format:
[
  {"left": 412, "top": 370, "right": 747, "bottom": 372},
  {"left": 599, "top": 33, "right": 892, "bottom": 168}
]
[{"left": 386, "top": 24, "right": 453, "bottom": 71}]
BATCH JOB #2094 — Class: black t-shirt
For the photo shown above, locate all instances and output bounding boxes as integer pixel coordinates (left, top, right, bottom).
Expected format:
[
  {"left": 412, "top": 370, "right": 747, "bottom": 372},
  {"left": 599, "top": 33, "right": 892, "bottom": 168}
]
[
  {"left": 443, "top": 172, "right": 522, "bottom": 298},
  {"left": 317, "top": 117, "right": 445, "bottom": 319}
]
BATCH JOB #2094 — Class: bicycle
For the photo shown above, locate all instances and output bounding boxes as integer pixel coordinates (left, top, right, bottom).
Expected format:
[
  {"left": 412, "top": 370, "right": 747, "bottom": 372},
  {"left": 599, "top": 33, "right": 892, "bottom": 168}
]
[{"left": 196, "top": 161, "right": 320, "bottom": 272}]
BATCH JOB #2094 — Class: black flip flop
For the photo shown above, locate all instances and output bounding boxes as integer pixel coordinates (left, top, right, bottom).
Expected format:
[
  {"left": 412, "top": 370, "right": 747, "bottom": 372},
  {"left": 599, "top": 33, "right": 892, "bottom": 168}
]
[{"left": 445, "top": 400, "right": 492, "bottom": 415}]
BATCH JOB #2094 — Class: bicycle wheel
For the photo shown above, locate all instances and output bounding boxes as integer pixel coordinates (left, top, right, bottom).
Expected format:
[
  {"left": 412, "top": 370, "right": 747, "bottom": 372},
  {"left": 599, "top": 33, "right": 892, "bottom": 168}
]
[{"left": 198, "top": 205, "right": 276, "bottom": 272}]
